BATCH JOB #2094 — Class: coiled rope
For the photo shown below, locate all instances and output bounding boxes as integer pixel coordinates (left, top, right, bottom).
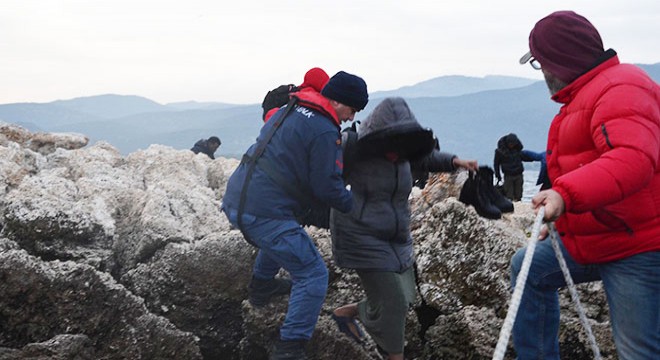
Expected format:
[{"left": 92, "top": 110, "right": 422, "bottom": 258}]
[{"left": 492, "top": 208, "right": 602, "bottom": 360}]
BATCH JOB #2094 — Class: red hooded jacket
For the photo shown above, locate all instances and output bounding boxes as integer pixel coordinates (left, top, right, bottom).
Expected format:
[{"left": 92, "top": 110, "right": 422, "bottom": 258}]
[
  {"left": 264, "top": 67, "right": 330, "bottom": 122},
  {"left": 548, "top": 54, "right": 660, "bottom": 264}
]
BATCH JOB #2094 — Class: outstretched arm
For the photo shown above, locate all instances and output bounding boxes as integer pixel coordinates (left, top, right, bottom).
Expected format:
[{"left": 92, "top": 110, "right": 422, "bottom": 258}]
[
  {"left": 412, "top": 149, "right": 478, "bottom": 173},
  {"left": 453, "top": 157, "right": 478, "bottom": 172}
]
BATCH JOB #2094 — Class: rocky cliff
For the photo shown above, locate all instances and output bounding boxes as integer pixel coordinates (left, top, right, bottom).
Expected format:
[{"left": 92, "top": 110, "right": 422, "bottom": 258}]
[{"left": 0, "top": 122, "right": 615, "bottom": 359}]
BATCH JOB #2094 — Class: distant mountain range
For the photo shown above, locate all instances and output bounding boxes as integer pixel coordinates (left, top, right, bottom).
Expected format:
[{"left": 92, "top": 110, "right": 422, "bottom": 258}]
[
  {"left": 1, "top": 63, "right": 659, "bottom": 166},
  {"left": 370, "top": 75, "right": 539, "bottom": 99}
]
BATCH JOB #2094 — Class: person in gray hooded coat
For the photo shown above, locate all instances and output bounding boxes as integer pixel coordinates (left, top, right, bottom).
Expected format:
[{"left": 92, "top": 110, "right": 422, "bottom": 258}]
[{"left": 330, "top": 97, "right": 477, "bottom": 360}]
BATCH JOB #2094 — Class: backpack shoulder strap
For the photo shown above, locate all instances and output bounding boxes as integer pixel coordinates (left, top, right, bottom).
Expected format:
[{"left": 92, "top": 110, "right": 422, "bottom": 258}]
[
  {"left": 341, "top": 128, "right": 359, "bottom": 180},
  {"left": 237, "top": 97, "right": 297, "bottom": 245}
]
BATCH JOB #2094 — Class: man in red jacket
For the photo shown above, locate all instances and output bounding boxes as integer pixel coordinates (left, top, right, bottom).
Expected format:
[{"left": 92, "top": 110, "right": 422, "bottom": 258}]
[{"left": 511, "top": 10, "right": 660, "bottom": 359}]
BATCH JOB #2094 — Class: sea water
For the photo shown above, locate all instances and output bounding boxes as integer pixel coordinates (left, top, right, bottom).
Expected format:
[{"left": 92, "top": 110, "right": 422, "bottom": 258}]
[{"left": 522, "top": 169, "right": 541, "bottom": 203}]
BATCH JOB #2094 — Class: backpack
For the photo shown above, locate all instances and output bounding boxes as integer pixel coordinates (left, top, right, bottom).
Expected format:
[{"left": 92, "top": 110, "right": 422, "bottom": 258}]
[
  {"left": 341, "top": 121, "right": 360, "bottom": 180},
  {"left": 261, "top": 84, "right": 298, "bottom": 121}
]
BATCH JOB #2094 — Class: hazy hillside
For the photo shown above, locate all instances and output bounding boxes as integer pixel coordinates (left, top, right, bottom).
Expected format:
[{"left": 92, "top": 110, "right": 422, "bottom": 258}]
[
  {"left": 52, "top": 94, "right": 174, "bottom": 119},
  {"left": 48, "top": 104, "right": 261, "bottom": 158},
  {"left": 1, "top": 63, "right": 658, "bottom": 165},
  {"left": 47, "top": 82, "right": 558, "bottom": 164},
  {"left": 166, "top": 101, "right": 239, "bottom": 111},
  {"left": 404, "top": 81, "right": 559, "bottom": 165},
  {"left": 0, "top": 102, "right": 103, "bottom": 130},
  {"left": 371, "top": 75, "right": 538, "bottom": 99},
  {"left": 0, "top": 95, "right": 172, "bottom": 130}
]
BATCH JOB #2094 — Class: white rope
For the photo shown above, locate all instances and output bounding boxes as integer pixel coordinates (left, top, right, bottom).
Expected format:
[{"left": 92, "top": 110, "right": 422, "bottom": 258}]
[
  {"left": 492, "top": 209, "right": 603, "bottom": 360},
  {"left": 492, "top": 208, "right": 545, "bottom": 360},
  {"left": 548, "top": 223, "right": 602, "bottom": 360}
]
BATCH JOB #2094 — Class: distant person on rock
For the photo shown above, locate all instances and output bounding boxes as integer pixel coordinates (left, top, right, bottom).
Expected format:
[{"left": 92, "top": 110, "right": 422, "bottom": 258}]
[
  {"left": 222, "top": 71, "right": 369, "bottom": 360},
  {"left": 511, "top": 10, "right": 660, "bottom": 359},
  {"left": 190, "top": 136, "right": 221, "bottom": 159},
  {"left": 493, "top": 133, "right": 526, "bottom": 201},
  {"left": 330, "top": 97, "right": 477, "bottom": 360}
]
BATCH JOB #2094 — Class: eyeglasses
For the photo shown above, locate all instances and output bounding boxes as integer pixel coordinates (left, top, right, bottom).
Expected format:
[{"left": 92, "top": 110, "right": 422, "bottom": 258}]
[
  {"left": 529, "top": 57, "right": 541, "bottom": 70},
  {"left": 519, "top": 51, "right": 542, "bottom": 70}
]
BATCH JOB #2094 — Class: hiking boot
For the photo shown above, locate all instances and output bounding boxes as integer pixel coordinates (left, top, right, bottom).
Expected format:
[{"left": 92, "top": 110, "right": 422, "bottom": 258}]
[
  {"left": 478, "top": 166, "right": 514, "bottom": 213},
  {"left": 459, "top": 171, "right": 501, "bottom": 219},
  {"left": 248, "top": 276, "right": 292, "bottom": 307},
  {"left": 270, "top": 339, "right": 307, "bottom": 360}
]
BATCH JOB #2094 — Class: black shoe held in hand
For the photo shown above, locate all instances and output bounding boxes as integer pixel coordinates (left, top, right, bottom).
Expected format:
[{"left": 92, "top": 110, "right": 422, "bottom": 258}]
[
  {"left": 477, "top": 166, "right": 514, "bottom": 213},
  {"left": 459, "top": 170, "right": 502, "bottom": 219}
]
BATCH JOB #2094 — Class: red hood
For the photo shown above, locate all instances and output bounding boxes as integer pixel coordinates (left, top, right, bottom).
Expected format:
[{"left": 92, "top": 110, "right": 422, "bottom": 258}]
[{"left": 291, "top": 89, "right": 340, "bottom": 127}]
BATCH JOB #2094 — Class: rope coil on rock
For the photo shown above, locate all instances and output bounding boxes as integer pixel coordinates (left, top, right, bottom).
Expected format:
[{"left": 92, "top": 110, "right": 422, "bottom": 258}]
[{"left": 492, "top": 208, "right": 602, "bottom": 360}]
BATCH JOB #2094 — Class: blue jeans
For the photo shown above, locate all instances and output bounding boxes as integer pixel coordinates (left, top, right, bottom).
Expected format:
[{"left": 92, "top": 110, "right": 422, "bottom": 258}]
[
  {"left": 510, "top": 238, "right": 660, "bottom": 360},
  {"left": 224, "top": 207, "right": 328, "bottom": 341}
]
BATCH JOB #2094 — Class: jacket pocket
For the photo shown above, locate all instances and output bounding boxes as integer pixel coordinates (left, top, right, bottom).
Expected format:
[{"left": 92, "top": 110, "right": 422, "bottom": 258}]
[{"left": 591, "top": 209, "right": 633, "bottom": 234}]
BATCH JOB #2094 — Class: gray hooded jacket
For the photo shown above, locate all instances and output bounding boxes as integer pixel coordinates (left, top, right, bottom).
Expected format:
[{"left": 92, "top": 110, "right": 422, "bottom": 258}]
[{"left": 331, "top": 97, "right": 457, "bottom": 272}]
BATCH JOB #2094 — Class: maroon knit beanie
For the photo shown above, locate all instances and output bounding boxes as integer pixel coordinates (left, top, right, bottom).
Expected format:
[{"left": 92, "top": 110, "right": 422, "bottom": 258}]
[{"left": 527, "top": 11, "right": 605, "bottom": 83}]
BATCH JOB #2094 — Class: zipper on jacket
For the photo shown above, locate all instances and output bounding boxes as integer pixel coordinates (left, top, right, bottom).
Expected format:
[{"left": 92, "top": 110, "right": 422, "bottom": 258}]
[
  {"left": 389, "top": 163, "right": 400, "bottom": 243},
  {"left": 389, "top": 163, "right": 404, "bottom": 272},
  {"left": 601, "top": 124, "right": 614, "bottom": 149},
  {"left": 592, "top": 208, "right": 634, "bottom": 235},
  {"left": 358, "top": 190, "right": 368, "bottom": 220}
]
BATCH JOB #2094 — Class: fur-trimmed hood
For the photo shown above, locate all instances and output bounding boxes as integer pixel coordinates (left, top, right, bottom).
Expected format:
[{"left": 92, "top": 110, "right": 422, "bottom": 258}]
[{"left": 357, "top": 97, "right": 435, "bottom": 161}]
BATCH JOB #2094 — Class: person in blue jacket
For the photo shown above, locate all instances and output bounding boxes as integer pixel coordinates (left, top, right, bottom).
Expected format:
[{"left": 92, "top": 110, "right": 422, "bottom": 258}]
[
  {"left": 330, "top": 97, "right": 478, "bottom": 360},
  {"left": 221, "top": 71, "right": 368, "bottom": 360},
  {"left": 521, "top": 149, "right": 550, "bottom": 190}
]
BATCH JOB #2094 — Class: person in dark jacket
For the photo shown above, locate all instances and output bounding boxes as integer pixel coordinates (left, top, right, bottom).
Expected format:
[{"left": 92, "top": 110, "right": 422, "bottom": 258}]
[
  {"left": 222, "top": 71, "right": 368, "bottom": 360},
  {"left": 329, "top": 97, "right": 478, "bottom": 360},
  {"left": 190, "top": 136, "right": 221, "bottom": 159},
  {"left": 493, "top": 133, "right": 525, "bottom": 201}
]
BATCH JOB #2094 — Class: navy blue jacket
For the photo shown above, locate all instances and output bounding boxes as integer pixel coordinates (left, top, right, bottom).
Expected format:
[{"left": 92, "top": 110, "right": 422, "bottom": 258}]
[
  {"left": 223, "top": 94, "right": 352, "bottom": 220},
  {"left": 522, "top": 150, "right": 550, "bottom": 189}
]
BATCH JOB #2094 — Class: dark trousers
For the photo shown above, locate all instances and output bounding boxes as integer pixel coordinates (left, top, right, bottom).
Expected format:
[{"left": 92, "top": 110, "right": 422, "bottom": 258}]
[{"left": 503, "top": 173, "right": 523, "bottom": 201}]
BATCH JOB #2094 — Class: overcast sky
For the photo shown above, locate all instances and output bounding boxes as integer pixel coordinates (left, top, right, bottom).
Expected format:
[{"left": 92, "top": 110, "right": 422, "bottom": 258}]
[{"left": 1, "top": 0, "right": 659, "bottom": 105}]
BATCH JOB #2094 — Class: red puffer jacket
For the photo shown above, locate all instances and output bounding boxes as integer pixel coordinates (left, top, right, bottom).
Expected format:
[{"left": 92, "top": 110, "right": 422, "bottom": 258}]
[{"left": 547, "top": 54, "right": 660, "bottom": 264}]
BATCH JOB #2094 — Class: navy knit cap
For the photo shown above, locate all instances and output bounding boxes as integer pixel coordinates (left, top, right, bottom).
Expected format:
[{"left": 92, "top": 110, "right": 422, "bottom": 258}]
[
  {"left": 521, "top": 10, "right": 604, "bottom": 84},
  {"left": 321, "top": 71, "right": 369, "bottom": 111}
]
